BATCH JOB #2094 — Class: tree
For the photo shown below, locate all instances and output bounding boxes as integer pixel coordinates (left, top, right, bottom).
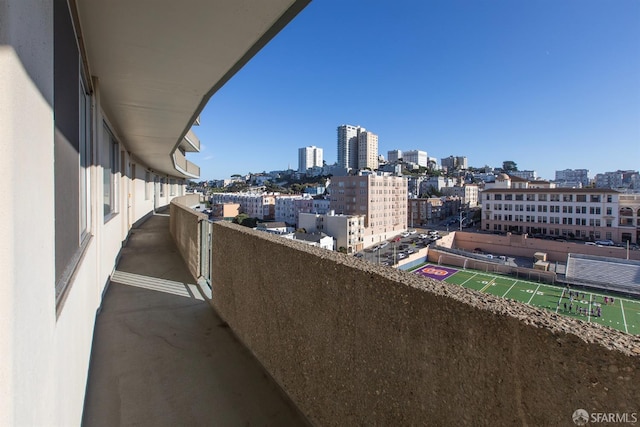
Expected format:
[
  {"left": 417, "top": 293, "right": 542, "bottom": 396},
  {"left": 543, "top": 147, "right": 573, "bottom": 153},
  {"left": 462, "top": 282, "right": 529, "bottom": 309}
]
[
  {"left": 502, "top": 161, "right": 518, "bottom": 172},
  {"left": 232, "top": 213, "right": 257, "bottom": 228}
]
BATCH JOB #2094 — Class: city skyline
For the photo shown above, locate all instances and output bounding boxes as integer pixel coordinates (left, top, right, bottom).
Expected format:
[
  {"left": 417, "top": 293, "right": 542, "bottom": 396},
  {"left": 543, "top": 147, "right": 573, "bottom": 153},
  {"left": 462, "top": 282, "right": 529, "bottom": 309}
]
[{"left": 191, "top": 0, "right": 639, "bottom": 181}]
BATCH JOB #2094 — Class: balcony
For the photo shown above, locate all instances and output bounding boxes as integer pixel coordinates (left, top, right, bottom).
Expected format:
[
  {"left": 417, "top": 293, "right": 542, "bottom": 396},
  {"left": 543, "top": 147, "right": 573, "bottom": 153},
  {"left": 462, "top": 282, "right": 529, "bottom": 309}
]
[
  {"left": 178, "top": 128, "right": 201, "bottom": 153},
  {"left": 83, "top": 203, "right": 307, "bottom": 426},
  {"left": 172, "top": 149, "right": 201, "bottom": 179},
  {"left": 86, "top": 195, "right": 640, "bottom": 425}
]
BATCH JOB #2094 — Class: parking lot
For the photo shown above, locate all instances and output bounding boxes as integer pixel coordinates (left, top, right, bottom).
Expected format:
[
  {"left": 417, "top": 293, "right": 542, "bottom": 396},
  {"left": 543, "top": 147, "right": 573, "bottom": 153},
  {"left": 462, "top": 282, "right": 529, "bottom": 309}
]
[{"left": 357, "top": 229, "right": 445, "bottom": 266}]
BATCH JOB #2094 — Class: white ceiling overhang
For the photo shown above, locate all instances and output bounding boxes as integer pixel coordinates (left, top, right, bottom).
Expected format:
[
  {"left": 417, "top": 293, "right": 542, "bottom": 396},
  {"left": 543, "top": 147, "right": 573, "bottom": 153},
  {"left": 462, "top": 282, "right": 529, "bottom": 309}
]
[{"left": 74, "top": 0, "right": 310, "bottom": 178}]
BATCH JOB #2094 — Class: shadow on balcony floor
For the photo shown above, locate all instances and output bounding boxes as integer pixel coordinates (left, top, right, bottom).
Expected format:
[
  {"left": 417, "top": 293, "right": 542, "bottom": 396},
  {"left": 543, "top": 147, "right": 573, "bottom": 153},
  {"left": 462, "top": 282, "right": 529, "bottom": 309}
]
[{"left": 82, "top": 210, "right": 307, "bottom": 427}]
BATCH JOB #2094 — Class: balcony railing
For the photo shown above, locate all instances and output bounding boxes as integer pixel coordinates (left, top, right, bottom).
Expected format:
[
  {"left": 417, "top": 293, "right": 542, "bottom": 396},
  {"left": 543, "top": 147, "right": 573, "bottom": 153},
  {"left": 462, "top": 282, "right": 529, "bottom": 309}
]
[
  {"left": 172, "top": 149, "right": 200, "bottom": 179},
  {"left": 169, "top": 195, "right": 640, "bottom": 426}
]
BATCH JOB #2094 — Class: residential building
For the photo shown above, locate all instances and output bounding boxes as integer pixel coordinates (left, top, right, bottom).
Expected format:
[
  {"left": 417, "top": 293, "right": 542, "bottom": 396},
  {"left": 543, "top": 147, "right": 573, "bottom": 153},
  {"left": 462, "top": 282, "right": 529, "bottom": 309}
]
[
  {"left": 256, "top": 222, "right": 294, "bottom": 235},
  {"left": 286, "top": 232, "right": 334, "bottom": 250},
  {"left": 298, "top": 145, "right": 323, "bottom": 172},
  {"left": 312, "top": 198, "right": 332, "bottom": 215},
  {"left": 403, "top": 150, "right": 428, "bottom": 168},
  {"left": 420, "top": 176, "right": 456, "bottom": 194},
  {"left": 509, "top": 170, "right": 537, "bottom": 181},
  {"left": 441, "top": 155, "right": 468, "bottom": 172},
  {"left": 595, "top": 170, "right": 640, "bottom": 190},
  {"left": 481, "top": 188, "right": 636, "bottom": 242},
  {"left": 337, "top": 124, "right": 379, "bottom": 172},
  {"left": 211, "top": 203, "right": 241, "bottom": 220},
  {"left": 407, "top": 176, "right": 427, "bottom": 198},
  {"left": 0, "top": 0, "right": 309, "bottom": 424},
  {"left": 555, "top": 169, "right": 590, "bottom": 187},
  {"left": 329, "top": 173, "right": 407, "bottom": 247},
  {"left": 357, "top": 129, "right": 379, "bottom": 170},
  {"left": 337, "top": 124, "right": 360, "bottom": 171},
  {"left": 407, "top": 198, "right": 443, "bottom": 226},
  {"left": 387, "top": 149, "right": 402, "bottom": 163},
  {"left": 299, "top": 212, "right": 366, "bottom": 253},
  {"left": 210, "top": 193, "right": 276, "bottom": 220},
  {"left": 441, "top": 184, "right": 479, "bottom": 208}
]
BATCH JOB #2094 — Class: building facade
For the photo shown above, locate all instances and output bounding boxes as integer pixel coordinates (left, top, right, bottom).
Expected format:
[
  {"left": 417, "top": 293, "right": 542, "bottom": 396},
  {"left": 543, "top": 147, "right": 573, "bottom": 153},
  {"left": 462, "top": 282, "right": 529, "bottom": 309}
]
[
  {"left": 481, "top": 188, "right": 638, "bottom": 243},
  {"left": 337, "top": 124, "right": 360, "bottom": 171},
  {"left": 387, "top": 149, "right": 402, "bottom": 163},
  {"left": 298, "top": 145, "right": 323, "bottom": 172},
  {"left": 329, "top": 173, "right": 408, "bottom": 247},
  {"left": 337, "top": 124, "right": 378, "bottom": 172},
  {"left": 210, "top": 193, "right": 277, "bottom": 220},
  {"left": 403, "top": 150, "right": 428, "bottom": 168},
  {"left": 357, "top": 129, "right": 379, "bottom": 170},
  {"left": 555, "top": 169, "right": 590, "bottom": 187}
]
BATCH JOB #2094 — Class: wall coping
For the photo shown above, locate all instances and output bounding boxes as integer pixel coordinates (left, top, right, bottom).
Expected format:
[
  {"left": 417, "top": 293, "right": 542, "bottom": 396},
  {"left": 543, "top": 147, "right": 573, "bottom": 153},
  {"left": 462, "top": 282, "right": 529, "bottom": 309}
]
[{"left": 214, "top": 220, "right": 640, "bottom": 357}]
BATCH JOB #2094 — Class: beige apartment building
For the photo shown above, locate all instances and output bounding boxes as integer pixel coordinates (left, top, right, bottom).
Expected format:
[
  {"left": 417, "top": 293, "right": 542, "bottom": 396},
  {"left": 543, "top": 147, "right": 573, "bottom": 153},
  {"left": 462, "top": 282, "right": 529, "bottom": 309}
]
[
  {"left": 330, "top": 173, "right": 407, "bottom": 247},
  {"left": 357, "top": 130, "right": 379, "bottom": 170},
  {"left": 482, "top": 188, "right": 640, "bottom": 244},
  {"left": 299, "top": 212, "right": 366, "bottom": 253}
]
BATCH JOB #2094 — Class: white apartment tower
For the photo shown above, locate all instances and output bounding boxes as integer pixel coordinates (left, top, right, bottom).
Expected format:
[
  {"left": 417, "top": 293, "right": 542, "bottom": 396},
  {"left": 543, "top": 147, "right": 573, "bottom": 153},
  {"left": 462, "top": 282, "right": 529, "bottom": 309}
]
[
  {"left": 337, "top": 124, "right": 379, "bottom": 171},
  {"left": 404, "top": 150, "right": 428, "bottom": 167},
  {"left": 298, "top": 145, "right": 323, "bottom": 172},
  {"left": 337, "top": 124, "right": 360, "bottom": 171}
]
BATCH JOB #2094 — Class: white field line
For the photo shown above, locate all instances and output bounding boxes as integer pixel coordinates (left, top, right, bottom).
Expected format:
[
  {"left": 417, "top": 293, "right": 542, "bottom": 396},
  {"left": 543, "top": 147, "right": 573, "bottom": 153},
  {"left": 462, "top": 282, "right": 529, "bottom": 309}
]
[
  {"left": 620, "top": 300, "right": 629, "bottom": 334},
  {"left": 460, "top": 273, "right": 480, "bottom": 286},
  {"left": 526, "top": 284, "right": 542, "bottom": 305},
  {"left": 555, "top": 287, "right": 566, "bottom": 313},
  {"left": 502, "top": 280, "right": 518, "bottom": 298}
]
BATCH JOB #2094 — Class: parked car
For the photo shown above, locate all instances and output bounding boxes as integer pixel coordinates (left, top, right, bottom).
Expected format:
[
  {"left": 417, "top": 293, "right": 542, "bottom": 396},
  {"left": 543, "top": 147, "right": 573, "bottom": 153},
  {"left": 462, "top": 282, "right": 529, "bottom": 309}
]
[
  {"left": 419, "top": 233, "right": 429, "bottom": 239},
  {"left": 595, "top": 240, "right": 615, "bottom": 246}
]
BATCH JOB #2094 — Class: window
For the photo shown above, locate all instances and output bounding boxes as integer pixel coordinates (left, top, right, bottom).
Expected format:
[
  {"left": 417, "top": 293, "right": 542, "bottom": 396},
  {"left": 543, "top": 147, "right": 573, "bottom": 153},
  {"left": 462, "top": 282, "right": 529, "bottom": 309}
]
[
  {"left": 505, "top": 194, "right": 513, "bottom": 200},
  {"left": 169, "top": 178, "right": 176, "bottom": 196},
  {"left": 79, "top": 75, "right": 92, "bottom": 239},
  {"left": 526, "top": 194, "right": 535, "bottom": 201},
  {"left": 538, "top": 194, "right": 547, "bottom": 202},
  {"left": 494, "top": 194, "right": 502, "bottom": 200},
  {"left": 515, "top": 194, "right": 523, "bottom": 201},
  {"left": 563, "top": 194, "right": 573, "bottom": 202},
  {"left": 550, "top": 194, "right": 560, "bottom": 202},
  {"left": 103, "top": 124, "right": 119, "bottom": 219},
  {"left": 145, "top": 171, "right": 151, "bottom": 200},
  {"left": 590, "top": 195, "right": 601, "bottom": 202},
  {"left": 607, "top": 195, "right": 612, "bottom": 203},
  {"left": 576, "top": 195, "right": 586, "bottom": 202},
  {"left": 606, "top": 207, "right": 612, "bottom": 215},
  {"left": 160, "top": 178, "right": 165, "bottom": 197}
]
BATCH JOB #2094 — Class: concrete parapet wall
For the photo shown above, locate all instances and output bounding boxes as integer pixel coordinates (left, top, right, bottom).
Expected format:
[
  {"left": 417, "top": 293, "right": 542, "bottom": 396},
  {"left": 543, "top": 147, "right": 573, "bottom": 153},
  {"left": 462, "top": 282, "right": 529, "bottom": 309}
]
[
  {"left": 453, "top": 232, "right": 640, "bottom": 263},
  {"left": 211, "top": 221, "right": 640, "bottom": 426},
  {"left": 170, "top": 196, "right": 206, "bottom": 281}
]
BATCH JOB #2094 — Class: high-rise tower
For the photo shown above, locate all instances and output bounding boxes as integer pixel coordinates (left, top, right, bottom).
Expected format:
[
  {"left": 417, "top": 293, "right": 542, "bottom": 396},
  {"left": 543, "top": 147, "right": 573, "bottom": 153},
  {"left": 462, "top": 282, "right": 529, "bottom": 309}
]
[
  {"left": 337, "top": 124, "right": 378, "bottom": 172},
  {"left": 298, "top": 146, "right": 323, "bottom": 172}
]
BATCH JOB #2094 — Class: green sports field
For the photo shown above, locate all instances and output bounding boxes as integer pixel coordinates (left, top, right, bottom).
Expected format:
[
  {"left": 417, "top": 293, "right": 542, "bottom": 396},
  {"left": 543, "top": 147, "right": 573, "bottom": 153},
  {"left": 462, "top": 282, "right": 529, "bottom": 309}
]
[{"left": 412, "top": 264, "right": 640, "bottom": 335}]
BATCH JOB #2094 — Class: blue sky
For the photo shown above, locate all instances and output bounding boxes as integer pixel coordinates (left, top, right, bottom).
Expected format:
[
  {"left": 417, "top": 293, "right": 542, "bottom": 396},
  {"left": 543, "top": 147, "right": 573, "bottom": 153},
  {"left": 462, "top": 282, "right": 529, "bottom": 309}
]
[{"left": 192, "top": 0, "right": 640, "bottom": 181}]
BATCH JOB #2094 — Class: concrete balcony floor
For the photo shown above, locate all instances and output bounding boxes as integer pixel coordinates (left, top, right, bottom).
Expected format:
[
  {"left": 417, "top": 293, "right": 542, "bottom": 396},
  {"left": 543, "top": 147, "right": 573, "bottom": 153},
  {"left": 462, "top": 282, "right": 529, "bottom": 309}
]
[{"left": 82, "top": 210, "right": 307, "bottom": 426}]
